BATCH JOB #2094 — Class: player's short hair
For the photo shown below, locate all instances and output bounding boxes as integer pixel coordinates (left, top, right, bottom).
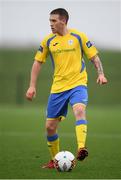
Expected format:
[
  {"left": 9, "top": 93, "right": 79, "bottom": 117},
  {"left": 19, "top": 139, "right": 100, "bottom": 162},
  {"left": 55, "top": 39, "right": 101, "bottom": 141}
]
[{"left": 50, "top": 8, "right": 69, "bottom": 24}]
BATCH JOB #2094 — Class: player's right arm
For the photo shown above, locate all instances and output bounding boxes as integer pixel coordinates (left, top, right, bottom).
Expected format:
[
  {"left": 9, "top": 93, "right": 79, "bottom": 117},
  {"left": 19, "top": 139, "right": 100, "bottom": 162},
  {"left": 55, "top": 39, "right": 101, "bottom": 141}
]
[
  {"left": 26, "top": 36, "right": 49, "bottom": 101},
  {"left": 26, "top": 61, "right": 42, "bottom": 101}
]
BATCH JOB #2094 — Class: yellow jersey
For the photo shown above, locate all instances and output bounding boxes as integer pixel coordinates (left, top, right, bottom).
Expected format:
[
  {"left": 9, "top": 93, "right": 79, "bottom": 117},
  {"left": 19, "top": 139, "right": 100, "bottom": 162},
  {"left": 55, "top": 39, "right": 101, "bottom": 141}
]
[{"left": 35, "top": 29, "right": 98, "bottom": 93}]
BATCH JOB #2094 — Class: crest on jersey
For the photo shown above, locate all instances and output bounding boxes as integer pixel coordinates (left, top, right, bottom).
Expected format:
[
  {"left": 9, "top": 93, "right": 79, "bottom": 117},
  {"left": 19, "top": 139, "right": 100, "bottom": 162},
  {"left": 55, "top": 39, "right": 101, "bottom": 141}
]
[{"left": 68, "top": 39, "right": 73, "bottom": 45}]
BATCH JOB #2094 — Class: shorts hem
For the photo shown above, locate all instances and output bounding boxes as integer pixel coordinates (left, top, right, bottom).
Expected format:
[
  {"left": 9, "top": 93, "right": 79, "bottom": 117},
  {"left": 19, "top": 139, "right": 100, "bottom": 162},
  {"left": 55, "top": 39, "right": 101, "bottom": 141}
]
[
  {"left": 47, "top": 116, "right": 65, "bottom": 121},
  {"left": 72, "top": 103, "right": 87, "bottom": 108}
]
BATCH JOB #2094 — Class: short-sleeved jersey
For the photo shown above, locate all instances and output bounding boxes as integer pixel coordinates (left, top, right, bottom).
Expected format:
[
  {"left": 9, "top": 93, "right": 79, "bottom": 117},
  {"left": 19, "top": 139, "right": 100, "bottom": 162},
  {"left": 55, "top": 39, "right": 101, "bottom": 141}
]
[{"left": 35, "top": 29, "right": 98, "bottom": 93}]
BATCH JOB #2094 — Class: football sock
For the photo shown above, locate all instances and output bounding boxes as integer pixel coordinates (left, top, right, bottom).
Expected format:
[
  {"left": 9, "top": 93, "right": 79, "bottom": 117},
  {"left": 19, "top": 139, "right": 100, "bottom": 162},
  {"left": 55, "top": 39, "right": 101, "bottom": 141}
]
[
  {"left": 47, "top": 134, "right": 59, "bottom": 160},
  {"left": 75, "top": 119, "right": 87, "bottom": 149}
]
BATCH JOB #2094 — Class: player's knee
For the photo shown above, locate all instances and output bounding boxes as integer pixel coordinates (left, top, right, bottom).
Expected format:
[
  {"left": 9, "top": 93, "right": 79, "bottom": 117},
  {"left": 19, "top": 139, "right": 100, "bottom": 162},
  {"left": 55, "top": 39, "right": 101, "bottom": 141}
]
[
  {"left": 73, "top": 105, "right": 86, "bottom": 119},
  {"left": 46, "top": 120, "right": 57, "bottom": 134}
]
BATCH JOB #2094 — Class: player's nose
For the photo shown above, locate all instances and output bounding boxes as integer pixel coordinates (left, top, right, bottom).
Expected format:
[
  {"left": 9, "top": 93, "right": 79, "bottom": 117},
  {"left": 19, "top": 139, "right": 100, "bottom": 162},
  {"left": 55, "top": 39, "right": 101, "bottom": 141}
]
[{"left": 50, "top": 24, "right": 54, "bottom": 27}]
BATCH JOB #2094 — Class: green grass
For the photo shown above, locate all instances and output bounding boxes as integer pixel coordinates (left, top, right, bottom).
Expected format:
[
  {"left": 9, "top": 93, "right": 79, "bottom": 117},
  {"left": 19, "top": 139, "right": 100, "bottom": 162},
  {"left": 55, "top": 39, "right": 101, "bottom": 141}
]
[{"left": 0, "top": 105, "right": 121, "bottom": 179}]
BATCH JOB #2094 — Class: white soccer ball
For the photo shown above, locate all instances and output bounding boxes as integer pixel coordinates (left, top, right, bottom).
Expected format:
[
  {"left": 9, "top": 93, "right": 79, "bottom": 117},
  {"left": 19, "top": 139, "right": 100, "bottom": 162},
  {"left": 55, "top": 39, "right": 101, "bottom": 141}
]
[{"left": 54, "top": 151, "right": 76, "bottom": 172}]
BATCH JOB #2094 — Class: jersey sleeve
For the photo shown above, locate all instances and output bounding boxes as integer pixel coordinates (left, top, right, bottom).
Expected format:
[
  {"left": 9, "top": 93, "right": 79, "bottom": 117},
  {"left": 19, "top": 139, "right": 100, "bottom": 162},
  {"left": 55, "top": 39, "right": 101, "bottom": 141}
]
[
  {"left": 34, "top": 37, "right": 49, "bottom": 63},
  {"left": 81, "top": 32, "right": 98, "bottom": 59}
]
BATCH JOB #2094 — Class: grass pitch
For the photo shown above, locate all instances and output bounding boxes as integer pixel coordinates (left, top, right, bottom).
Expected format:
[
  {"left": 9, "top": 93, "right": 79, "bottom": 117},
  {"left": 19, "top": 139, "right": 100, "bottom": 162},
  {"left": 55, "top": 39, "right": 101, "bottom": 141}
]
[{"left": 0, "top": 105, "right": 121, "bottom": 179}]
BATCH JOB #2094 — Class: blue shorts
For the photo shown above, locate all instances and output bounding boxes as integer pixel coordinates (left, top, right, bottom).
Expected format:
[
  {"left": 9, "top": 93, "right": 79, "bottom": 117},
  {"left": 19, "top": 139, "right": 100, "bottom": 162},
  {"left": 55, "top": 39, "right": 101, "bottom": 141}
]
[{"left": 46, "top": 85, "right": 88, "bottom": 120}]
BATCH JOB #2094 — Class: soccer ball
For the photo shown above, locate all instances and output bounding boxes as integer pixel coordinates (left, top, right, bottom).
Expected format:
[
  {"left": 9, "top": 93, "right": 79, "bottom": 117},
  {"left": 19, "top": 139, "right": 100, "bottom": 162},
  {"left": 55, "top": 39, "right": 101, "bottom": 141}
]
[{"left": 54, "top": 151, "right": 76, "bottom": 172}]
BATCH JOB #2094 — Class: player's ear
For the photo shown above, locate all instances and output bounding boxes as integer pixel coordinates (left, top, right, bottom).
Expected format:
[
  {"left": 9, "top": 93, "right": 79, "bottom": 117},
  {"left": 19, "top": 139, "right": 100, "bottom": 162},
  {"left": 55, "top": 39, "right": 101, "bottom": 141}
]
[
  {"left": 61, "top": 18, "right": 66, "bottom": 25},
  {"left": 59, "top": 16, "right": 66, "bottom": 25}
]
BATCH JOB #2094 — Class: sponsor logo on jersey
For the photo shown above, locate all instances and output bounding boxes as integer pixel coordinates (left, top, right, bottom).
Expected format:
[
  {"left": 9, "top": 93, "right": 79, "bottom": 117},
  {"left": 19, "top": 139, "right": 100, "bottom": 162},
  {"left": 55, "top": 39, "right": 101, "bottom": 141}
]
[{"left": 52, "top": 48, "right": 76, "bottom": 54}]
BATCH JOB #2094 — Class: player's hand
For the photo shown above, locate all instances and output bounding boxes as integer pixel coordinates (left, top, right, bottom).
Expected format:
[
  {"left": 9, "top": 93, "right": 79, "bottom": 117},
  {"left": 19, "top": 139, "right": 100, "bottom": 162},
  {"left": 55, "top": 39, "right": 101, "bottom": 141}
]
[
  {"left": 26, "top": 86, "right": 36, "bottom": 101},
  {"left": 97, "top": 74, "right": 108, "bottom": 85}
]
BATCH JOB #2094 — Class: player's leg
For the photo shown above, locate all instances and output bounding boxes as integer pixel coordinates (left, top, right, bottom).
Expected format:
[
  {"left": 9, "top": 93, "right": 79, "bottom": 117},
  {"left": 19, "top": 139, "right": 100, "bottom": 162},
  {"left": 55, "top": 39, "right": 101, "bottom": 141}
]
[
  {"left": 73, "top": 103, "right": 87, "bottom": 148},
  {"left": 42, "top": 119, "right": 60, "bottom": 169},
  {"left": 69, "top": 86, "right": 88, "bottom": 161},
  {"left": 42, "top": 92, "right": 68, "bottom": 168},
  {"left": 46, "top": 119, "right": 60, "bottom": 161},
  {"left": 73, "top": 103, "right": 88, "bottom": 160}
]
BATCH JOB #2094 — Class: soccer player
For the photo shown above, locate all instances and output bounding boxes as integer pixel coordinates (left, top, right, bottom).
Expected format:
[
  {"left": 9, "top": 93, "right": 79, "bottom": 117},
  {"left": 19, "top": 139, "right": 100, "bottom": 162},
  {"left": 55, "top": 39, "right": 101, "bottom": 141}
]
[{"left": 26, "top": 8, "right": 107, "bottom": 168}]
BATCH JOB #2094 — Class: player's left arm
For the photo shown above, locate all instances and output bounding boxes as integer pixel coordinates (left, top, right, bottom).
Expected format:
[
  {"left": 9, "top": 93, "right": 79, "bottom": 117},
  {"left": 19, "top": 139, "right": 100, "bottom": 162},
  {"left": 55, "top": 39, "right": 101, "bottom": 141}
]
[{"left": 90, "top": 55, "right": 108, "bottom": 85}]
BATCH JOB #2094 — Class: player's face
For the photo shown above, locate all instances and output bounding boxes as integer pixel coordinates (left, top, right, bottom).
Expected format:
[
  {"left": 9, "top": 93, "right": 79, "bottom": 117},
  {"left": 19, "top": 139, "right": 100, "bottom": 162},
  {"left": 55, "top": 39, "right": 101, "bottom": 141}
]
[{"left": 49, "top": 14, "right": 66, "bottom": 34}]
